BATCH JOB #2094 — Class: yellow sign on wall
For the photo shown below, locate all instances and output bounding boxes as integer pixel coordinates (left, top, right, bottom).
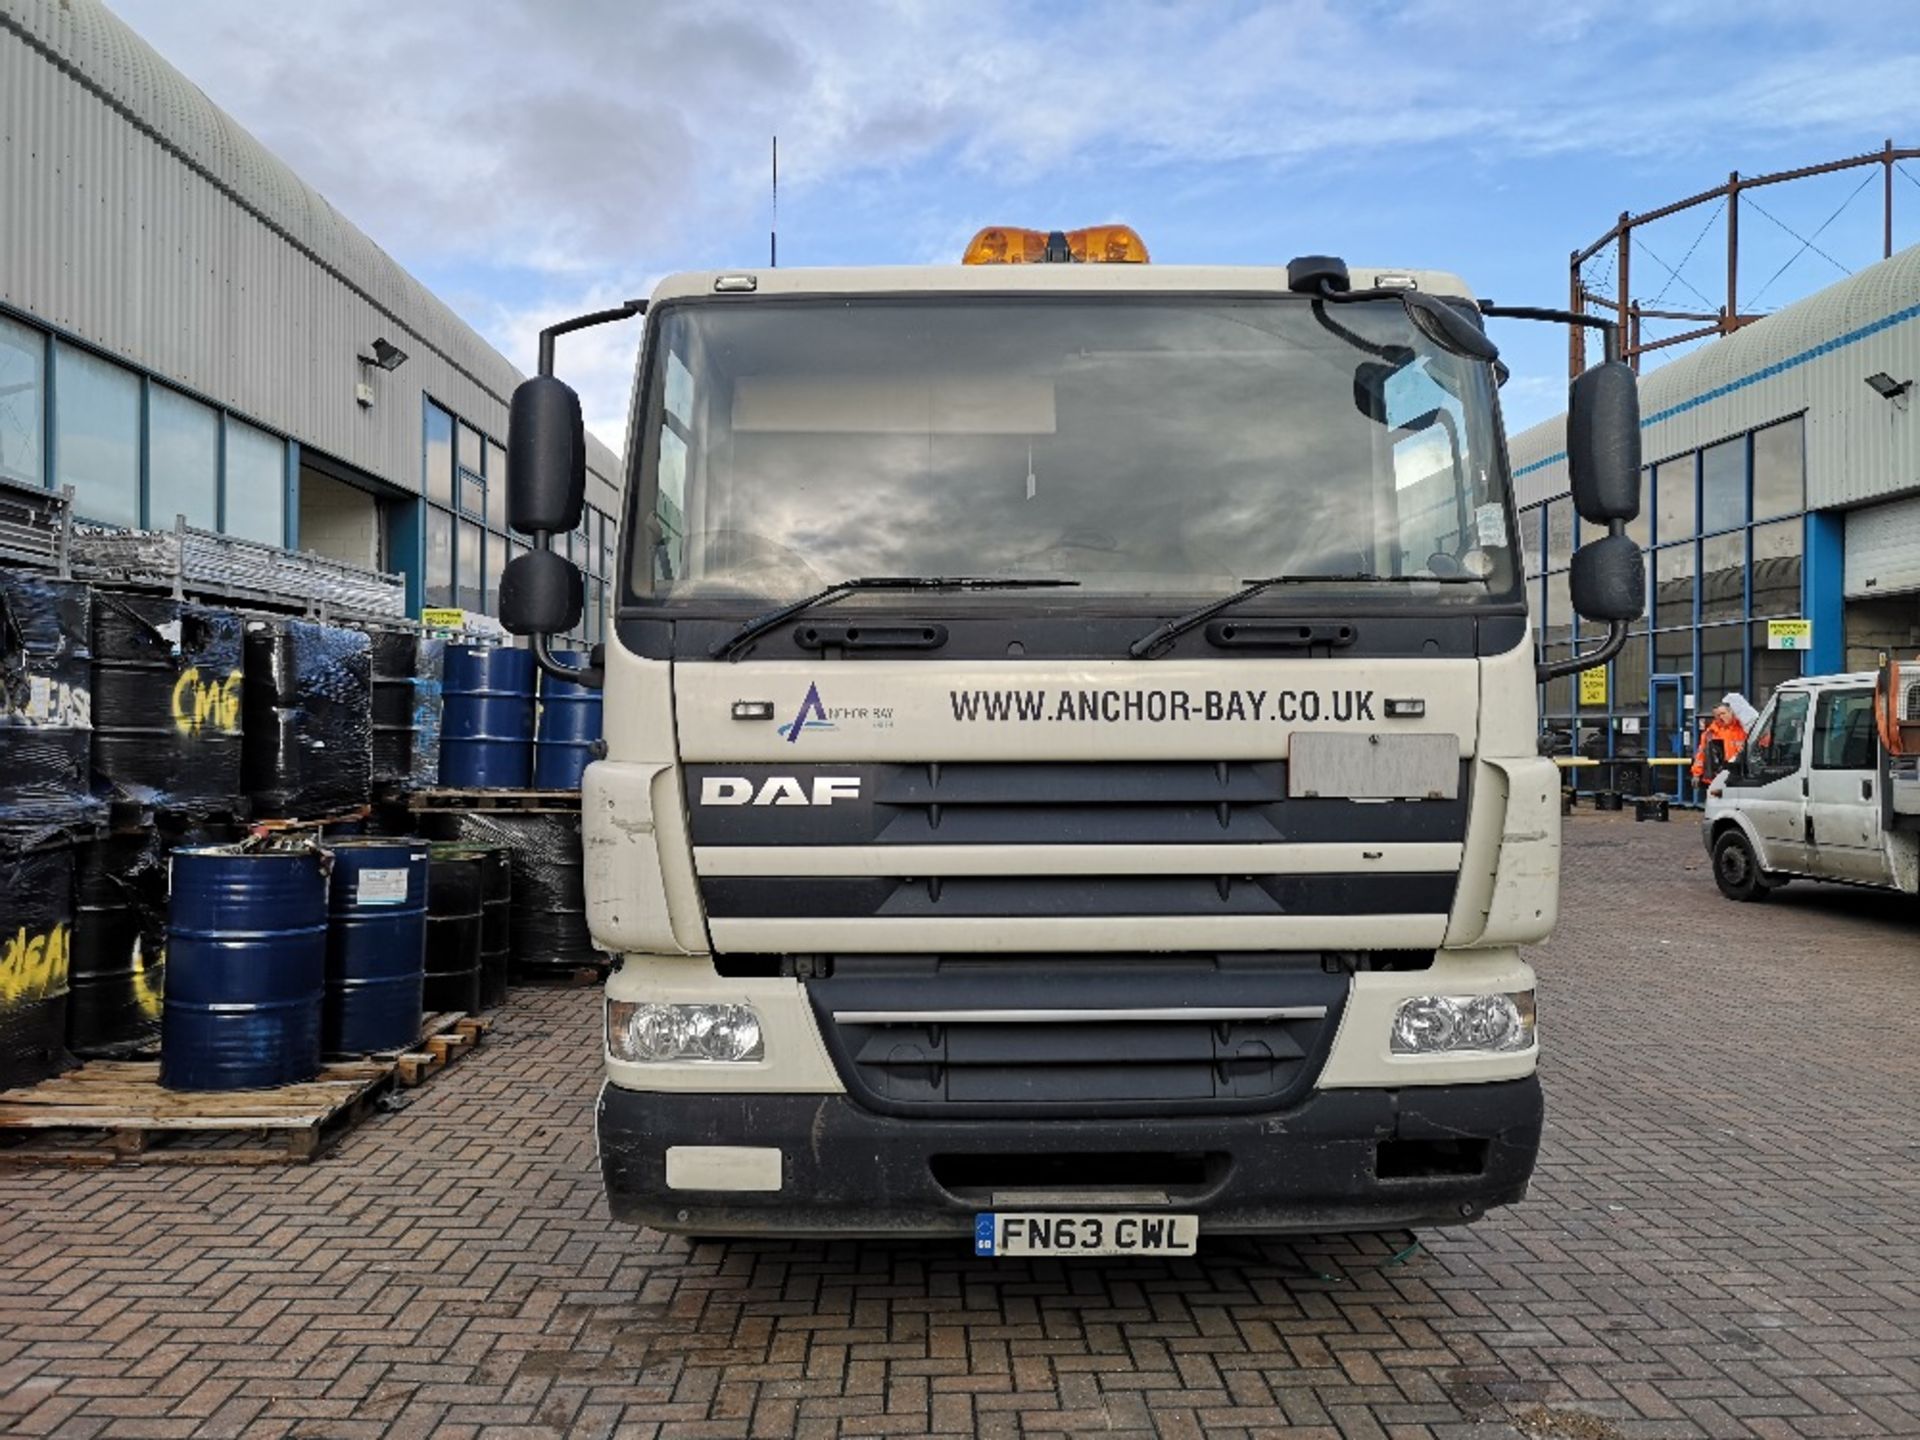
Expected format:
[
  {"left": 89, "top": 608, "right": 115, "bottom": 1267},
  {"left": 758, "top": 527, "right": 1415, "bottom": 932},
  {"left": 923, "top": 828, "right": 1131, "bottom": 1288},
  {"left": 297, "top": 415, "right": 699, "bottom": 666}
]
[
  {"left": 1579, "top": 667, "right": 1609, "bottom": 706},
  {"left": 1767, "top": 618, "right": 1812, "bottom": 651},
  {"left": 420, "top": 607, "right": 466, "bottom": 631}
]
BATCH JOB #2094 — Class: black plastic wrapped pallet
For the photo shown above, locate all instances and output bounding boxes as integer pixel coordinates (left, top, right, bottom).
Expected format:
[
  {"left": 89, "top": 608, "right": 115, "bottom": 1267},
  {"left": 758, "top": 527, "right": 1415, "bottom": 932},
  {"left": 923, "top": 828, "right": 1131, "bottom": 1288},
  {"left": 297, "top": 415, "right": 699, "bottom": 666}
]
[
  {"left": 421, "top": 809, "right": 598, "bottom": 972},
  {"left": 68, "top": 829, "right": 167, "bottom": 1058},
  {"left": 0, "top": 839, "right": 77, "bottom": 1090},
  {"left": 0, "top": 573, "right": 102, "bottom": 837},
  {"left": 241, "top": 617, "right": 373, "bottom": 819},
  {"left": 366, "top": 626, "right": 417, "bottom": 789},
  {"left": 90, "top": 592, "right": 244, "bottom": 816}
]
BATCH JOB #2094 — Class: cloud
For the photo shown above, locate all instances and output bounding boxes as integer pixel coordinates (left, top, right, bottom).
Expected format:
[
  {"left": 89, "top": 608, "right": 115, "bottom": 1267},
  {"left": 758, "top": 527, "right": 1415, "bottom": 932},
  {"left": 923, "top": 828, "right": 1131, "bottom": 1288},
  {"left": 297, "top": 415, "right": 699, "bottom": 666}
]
[
  {"left": 103, "top": 0, "right": 1920, "bottom": 454},
  {"left": 111, "top": 0, "right": 1920, "bottom": 278}
]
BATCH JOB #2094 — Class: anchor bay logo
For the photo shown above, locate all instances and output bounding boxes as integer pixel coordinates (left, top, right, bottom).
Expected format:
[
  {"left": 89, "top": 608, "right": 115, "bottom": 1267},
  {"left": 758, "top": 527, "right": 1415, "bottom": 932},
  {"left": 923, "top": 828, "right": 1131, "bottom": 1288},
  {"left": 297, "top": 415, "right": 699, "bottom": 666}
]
[{"left": 778, "top": 682, "right": 835, "bottom": 743}]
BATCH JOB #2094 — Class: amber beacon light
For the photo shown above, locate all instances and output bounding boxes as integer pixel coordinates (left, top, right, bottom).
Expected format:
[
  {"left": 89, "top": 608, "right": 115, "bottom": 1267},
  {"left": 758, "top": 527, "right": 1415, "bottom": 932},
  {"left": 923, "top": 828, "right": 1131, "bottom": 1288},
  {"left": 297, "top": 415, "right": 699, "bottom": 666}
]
[{"left": 962, "top": 225, "right": 1151, "bottom": 265}]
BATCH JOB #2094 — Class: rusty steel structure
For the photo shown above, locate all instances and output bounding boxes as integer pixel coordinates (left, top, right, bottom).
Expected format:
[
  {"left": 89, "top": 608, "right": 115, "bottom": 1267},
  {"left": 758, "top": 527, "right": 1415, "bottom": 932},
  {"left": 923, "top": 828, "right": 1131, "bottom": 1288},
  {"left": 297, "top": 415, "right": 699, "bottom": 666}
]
[{"left": 1570, "top": 140, "right": 1920, "bottom": 377}]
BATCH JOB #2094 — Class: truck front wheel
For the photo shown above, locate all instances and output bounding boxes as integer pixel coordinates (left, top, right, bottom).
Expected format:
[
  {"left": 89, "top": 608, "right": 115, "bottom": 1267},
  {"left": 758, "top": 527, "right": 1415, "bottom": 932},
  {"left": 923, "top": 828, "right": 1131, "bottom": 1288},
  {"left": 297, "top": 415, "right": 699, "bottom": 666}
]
[{"left": 1712, "top": 830, "right": 1773, "bottom": 902}]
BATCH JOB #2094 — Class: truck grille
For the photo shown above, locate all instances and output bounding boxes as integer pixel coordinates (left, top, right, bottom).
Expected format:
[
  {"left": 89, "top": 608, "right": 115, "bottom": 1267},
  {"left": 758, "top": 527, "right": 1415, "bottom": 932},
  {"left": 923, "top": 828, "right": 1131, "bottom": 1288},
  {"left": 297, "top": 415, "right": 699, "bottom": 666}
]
[
  {"left": 684, "top": 760, "right": 1471, "bottom": 847},
  {"left": 806, "top": 956, "right": 1349, "bottom": 1117}
]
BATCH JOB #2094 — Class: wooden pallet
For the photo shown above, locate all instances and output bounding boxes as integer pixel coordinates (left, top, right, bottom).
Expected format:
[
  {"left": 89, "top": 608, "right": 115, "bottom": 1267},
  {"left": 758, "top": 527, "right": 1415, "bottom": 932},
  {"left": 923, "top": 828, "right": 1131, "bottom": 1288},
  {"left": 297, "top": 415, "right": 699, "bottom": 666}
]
[
  {"left": 0, "top": 1061, "right": 392, "bottom": 1166},
  {"left": 0, "top": 1014, "right": 496, "bottom": 1166},
  {"left": 388, "top": 1012, "right": 493, "bottom": 1087},
  {"left": 407, "top": 788, "right": 580, "bottom": 813}
]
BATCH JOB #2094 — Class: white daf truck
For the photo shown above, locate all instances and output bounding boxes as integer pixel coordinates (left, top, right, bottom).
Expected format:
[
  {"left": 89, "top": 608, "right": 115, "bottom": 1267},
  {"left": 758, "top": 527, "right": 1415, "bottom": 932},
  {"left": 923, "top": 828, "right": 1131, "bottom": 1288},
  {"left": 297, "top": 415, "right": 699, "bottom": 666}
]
[{"left": 497, "top": 227, "right": 1646, "bottom": 1254}]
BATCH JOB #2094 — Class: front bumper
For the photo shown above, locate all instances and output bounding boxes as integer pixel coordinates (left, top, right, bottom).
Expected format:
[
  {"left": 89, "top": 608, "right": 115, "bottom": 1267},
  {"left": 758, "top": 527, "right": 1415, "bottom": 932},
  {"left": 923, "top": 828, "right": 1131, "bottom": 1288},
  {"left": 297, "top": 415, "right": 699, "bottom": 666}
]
[{"left": 598, "top": 1077, "right": 1542, "bottom": 1238}]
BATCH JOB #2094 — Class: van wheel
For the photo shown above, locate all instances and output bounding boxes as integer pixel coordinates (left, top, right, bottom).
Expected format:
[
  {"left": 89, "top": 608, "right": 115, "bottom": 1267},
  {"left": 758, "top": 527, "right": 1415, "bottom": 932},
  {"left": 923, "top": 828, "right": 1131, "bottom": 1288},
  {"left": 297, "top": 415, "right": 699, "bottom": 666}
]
[{"left": 1712, "top": 830, "right": 1772, "bottom": 902}]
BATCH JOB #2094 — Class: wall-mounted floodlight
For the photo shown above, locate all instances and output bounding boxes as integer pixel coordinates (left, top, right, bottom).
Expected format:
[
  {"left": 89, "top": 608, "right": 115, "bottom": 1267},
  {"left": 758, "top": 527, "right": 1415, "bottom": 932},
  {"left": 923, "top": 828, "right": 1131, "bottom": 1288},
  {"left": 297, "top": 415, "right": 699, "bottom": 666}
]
[
  {"left": 361, "top": 338, "right": 409, "bottom": 371},
  {"left": 1865, "top": 371, "right": 1911, "bottom": 400}
]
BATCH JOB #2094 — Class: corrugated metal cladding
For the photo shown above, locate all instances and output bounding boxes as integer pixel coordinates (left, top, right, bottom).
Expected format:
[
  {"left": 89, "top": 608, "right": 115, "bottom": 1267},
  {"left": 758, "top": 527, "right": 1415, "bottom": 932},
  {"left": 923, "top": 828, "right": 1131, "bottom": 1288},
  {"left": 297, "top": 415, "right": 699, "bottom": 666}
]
[
  {"left": 0, "top": 0, "right": 622, "bottom": 512},
  {"left": 1510, "top": 243, "right": 1920, "bottom": 513},
  {"left": 1845, "top": 494, "right": 1920, "bottom": 597}
]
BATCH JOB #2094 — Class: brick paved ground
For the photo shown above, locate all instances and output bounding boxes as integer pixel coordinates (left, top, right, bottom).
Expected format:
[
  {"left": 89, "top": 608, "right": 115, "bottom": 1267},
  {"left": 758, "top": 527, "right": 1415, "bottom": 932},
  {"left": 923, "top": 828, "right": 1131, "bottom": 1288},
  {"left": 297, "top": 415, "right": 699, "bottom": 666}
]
[{"left": 2, "top": 814, "right": 1918, "bottom": 1439}]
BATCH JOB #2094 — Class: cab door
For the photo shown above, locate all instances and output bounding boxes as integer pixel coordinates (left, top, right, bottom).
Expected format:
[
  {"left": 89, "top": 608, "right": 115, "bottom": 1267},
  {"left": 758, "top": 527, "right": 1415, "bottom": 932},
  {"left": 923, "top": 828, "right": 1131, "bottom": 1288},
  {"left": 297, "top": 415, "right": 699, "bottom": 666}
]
[
  {"left": 1806, "top": 687, "right": 1892, "bottom": 885},
  {"left": 1722, "top": 689, "right": 1813, "bottom": 874}
]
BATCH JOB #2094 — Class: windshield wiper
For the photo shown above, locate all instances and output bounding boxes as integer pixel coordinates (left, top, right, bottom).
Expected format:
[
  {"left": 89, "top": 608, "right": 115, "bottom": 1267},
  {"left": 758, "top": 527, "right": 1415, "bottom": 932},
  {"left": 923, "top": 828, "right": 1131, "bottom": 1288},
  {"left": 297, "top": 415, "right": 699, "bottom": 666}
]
[
  {"left": 1129, "top": 573, "right": 1475, "bottom": 660},
  {"left": 712, "top": 576, "right": 1079, "bottom": 661}
]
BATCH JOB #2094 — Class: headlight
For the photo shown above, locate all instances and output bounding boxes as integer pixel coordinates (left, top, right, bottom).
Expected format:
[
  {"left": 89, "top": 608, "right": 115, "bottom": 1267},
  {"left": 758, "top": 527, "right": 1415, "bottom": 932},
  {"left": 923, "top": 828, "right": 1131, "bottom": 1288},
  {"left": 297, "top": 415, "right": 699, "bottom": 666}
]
[
  {"left": 606, "top": 1001, "right": 765, "bottom": 1063},
  {"left": 1391, "top": 991, "right": 1535, "bottom": 1055}
]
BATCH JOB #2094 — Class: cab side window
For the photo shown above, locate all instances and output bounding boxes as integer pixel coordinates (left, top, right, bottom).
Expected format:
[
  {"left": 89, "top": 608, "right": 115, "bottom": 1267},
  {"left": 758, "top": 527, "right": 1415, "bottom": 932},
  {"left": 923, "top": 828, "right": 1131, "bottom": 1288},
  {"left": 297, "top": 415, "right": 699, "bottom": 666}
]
[
  {"left": 1745, "top": 691, "right": 1811, "bottom": 777},
  {"left": 1812, "top": 690, "right": 1876, "bottom": 771}
]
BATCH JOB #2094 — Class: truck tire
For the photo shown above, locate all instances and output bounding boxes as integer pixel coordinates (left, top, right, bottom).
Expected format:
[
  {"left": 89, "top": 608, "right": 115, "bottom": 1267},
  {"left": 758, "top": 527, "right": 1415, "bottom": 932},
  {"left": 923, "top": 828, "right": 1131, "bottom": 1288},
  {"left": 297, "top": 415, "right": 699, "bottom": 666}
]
[{"left": 1712, "top": 829, "right": 1772, "bottom": 902}]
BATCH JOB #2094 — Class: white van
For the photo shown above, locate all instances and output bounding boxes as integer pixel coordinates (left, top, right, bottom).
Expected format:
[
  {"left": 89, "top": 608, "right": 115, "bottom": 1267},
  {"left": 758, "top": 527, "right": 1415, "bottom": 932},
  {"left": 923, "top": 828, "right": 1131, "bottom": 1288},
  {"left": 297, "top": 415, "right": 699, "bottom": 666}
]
[{"left": 1702, "top": 672, "right": 1920, "bottom": 901}]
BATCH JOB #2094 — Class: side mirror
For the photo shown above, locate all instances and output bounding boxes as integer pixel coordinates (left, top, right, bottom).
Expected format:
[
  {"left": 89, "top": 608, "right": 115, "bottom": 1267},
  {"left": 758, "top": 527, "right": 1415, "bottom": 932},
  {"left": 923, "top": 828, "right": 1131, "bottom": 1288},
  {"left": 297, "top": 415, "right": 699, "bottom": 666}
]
[
  {"left": 1401, "top": 292, "right": 1499, "bottom": 363},
  {"left": 498, "top": 548, "right": 583, "bottom": 637},
  {"left": 1569, "top": 533, "right": 1644, "bottom": 621},
  {"left": 1567, "top": 362, "right": 1640, "bottom": 524},
  {"left": 506, "top": 376, "right": 586, "bottom": 535}
]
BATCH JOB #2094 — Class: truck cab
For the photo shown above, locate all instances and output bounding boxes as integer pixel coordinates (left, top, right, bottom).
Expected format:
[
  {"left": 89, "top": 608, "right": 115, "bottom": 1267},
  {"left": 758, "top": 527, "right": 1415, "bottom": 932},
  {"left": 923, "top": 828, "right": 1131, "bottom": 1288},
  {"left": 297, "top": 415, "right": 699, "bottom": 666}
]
[
  {"left": 498, "top": 233, "right": 1645, "bottom": 1252},
  {"left": 1704, "top": 672, "right": 1920, "bottom": 900}
]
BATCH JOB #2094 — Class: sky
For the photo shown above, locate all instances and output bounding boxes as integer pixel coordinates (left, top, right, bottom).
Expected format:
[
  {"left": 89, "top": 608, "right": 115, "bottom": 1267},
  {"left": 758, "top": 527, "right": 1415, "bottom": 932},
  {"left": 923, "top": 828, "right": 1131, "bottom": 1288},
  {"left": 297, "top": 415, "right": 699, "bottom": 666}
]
[{"left": 109, "top": 0, "right": 1920, "bottom": 457}]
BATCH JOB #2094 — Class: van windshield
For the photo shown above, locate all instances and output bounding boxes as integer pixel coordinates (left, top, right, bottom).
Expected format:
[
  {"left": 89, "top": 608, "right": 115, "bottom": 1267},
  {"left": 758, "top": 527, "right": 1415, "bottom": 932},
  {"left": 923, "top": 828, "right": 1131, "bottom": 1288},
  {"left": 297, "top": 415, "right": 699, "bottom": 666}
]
[{"left": 626, "top": 295, "right": 1517, "bottom": 606}]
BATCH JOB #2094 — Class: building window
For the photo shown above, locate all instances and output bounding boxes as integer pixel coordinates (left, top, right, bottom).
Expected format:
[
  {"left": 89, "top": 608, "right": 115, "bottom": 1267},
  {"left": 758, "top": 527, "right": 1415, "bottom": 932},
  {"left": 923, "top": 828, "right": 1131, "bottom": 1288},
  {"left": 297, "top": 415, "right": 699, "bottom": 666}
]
[
  {"left": 1750, "top": 520, "right": 1802, "bottom": 619},
  {"left": 53, "top": 344, "right": 141, "bottom": 527},
  {"left": 1752, "top": 417, "right": 1805, "bottom": 519},
  {"left": 425, "top": 403, "right": 454, "bottom": 505},
  {"left": 425, "top": 505, "right": 453, "bottom": 609},
  {"left": 1654, "top": 543, "right": 1694, "bottom": 631},
  {"left": 1699, "top": 530, "right": 1743, "bottom": 623},
  {"left": 1655, "top": 455, "right": 1695, "bottom": 541},
  {"left": 224, "top": 418, "right": 287, "bottom": 546},
  {"left": 0, "top": 314, "right": 45, "bottom": 488},
  {"left": 1699, "top": 437, "right": 1745, "bottom": 534},
  {"left": 457, "top": 422, "right": 484, "bottom": 478},
  {"left": 147, "top": 385, "right": 219, "bottom": 530},
  {"left": 457, "top": 519, "right": 483, "bottom": 614},
  {"left": 6, "top": 317, "right": 287, "bottom": 542}
]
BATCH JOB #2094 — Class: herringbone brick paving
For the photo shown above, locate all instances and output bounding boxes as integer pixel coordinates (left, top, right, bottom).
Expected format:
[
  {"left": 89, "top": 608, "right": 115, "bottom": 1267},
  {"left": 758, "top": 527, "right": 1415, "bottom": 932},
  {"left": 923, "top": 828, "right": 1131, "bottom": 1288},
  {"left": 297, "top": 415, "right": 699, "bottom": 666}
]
[{"left": 2, "top": 815, "right": 1917, "bottom": 1438}]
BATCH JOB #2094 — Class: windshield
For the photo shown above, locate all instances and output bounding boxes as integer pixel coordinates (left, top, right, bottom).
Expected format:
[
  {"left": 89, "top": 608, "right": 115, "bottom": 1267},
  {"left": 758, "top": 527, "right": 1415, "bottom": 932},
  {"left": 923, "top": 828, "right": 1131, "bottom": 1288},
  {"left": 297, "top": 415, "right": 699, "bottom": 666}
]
[{"left": 626, "top": 295, "right": 1517, "bottom": 606}]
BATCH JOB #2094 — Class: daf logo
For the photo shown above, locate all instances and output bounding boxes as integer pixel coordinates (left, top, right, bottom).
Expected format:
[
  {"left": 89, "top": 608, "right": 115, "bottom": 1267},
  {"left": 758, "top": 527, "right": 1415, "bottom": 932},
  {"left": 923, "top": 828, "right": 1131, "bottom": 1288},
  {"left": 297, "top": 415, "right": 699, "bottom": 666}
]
[{"left": 700, "top": 776, "right": 862, "bottom": 807}]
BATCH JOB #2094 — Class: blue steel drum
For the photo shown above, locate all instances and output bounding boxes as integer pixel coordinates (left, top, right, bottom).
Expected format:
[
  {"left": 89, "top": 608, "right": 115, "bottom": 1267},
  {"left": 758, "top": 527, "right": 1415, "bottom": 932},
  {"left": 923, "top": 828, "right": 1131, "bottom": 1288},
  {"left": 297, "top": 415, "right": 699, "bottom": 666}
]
[
  {"left": 534, "top": 652, "right": 603, "bottom": 790},
  {"left": 440, "top": 645, "right": 536, "bottom": 789},
  {"left": 160, "top": 846, "right": 327, "bottom": 1091},
  {"left": 322, "top": 839, "right": 429, "bottom": 1055}
]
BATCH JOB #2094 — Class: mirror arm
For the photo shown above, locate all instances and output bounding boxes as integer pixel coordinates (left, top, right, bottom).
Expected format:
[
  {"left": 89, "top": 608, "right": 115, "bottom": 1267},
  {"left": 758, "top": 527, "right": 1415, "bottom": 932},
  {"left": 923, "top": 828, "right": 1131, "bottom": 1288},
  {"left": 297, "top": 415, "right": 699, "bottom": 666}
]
[
  {"left": 1478, "top": 302, "right": 1622, "bottom": 366},
  {"left": 522, "top": 525, "right": 601, "bottom": 688},
  {"left": 534, "top": 630, "right": 600, "bottom": 688},
  {"left": 1537, "top": 618, "right": 1628, "bottom": 683},
  {"left": 537, "top": 299, "right": 647, "bottom": 377}
]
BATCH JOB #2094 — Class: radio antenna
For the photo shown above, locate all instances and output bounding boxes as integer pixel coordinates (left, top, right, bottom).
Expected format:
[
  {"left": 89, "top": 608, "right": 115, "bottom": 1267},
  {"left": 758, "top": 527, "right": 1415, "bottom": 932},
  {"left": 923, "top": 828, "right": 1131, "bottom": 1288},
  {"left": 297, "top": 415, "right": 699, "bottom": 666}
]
[{"left": 770, "top": 135, "right": 778, "bottom": 268}]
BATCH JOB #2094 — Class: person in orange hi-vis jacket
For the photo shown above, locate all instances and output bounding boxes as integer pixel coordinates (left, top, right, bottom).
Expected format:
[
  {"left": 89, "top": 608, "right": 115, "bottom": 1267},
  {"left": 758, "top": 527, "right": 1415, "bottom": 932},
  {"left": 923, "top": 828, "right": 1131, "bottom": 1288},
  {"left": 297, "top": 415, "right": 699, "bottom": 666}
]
[{"left": 1691, "top": 692, "right": 1754, "bottom": 780}]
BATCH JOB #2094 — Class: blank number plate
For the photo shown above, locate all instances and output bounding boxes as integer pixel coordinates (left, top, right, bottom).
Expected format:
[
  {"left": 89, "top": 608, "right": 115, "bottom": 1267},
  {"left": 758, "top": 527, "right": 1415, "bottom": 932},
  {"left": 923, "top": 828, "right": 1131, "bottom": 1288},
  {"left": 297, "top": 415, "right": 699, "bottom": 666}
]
[{"left": 974, "top": 1212, "right": 1198, "bottom": 1257}]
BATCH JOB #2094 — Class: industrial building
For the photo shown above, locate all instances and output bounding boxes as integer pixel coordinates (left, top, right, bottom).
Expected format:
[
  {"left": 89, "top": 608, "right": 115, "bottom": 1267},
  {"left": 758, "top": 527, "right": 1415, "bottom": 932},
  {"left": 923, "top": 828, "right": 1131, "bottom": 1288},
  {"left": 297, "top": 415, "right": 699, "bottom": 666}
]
[
  {"left": 0, "top": 0, "right": 622, "bottom": 641},
  {"left": 1510, "top": 242, "right": 1920, "bottom": 792}
]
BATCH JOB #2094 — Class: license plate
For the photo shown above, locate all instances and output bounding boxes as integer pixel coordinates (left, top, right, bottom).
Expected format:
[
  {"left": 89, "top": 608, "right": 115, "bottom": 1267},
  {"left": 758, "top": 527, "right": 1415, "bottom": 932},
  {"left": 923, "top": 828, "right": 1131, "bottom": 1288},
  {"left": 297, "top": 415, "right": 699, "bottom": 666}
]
[{"left": 974, "top": 1212, "right": 1198, "bottom": 1257}]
